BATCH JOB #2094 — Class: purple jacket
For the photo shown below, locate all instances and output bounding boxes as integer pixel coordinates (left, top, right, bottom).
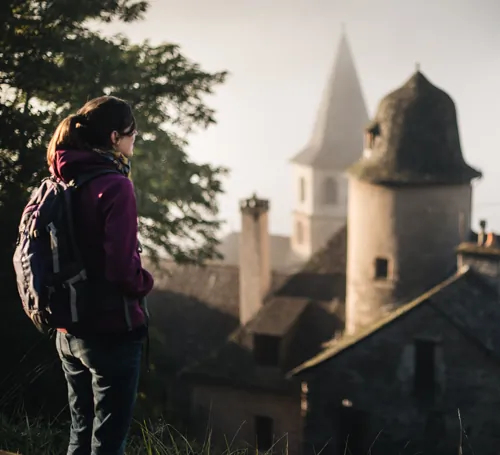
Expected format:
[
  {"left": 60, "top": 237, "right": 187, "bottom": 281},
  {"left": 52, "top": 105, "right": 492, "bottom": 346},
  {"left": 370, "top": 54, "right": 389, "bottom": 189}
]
[{"left": 51, "top": 149, "right": 154, "bottom": 334}]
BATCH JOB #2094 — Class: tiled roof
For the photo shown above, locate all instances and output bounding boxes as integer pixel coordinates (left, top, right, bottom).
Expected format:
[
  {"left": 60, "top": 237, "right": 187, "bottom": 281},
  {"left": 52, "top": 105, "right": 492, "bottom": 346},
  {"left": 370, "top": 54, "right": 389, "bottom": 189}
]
[
  {"left": 289, "top": 266, "right": 500, "bottom": 376},
  {"left": 181, "top": 226, "right": 349, "bottom": 389},
  {"left": 180, "top": 324, "right": 301, "bottom": 393},
  {"left": 246, "top": 297, "right": 310, "bottom": 336},
  {"left": 144, "top": 259, "right": 288, "bottom": 374}
]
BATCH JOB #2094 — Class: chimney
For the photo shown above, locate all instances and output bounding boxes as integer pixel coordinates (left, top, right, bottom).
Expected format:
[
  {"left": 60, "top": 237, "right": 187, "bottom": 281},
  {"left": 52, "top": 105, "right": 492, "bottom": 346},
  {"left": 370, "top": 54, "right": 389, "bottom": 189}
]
[
  {"left": 239, "top": 193, "right": 271, "bottom": 326},
  {"left": 457, "top": 220, "right": 500, "bottom": 295},
  {"left": 478, "top": 219, "right": 487, "bottom": 246}
]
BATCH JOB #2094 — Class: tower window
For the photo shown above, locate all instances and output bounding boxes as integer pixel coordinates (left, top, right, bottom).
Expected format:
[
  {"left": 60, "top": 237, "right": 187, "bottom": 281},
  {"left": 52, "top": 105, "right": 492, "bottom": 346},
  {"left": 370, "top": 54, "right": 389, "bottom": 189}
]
[
  {"left": 254, "top": 334, "right": 280, "bottom": 367},
  {"left": 255, "top": 415, "right": 274, "bottom": 450},
  {"left": 323, "top": 177, "right": 337, "bottom": 205},
  {"left": 299, "top": 177, "right": 306, "bottom": 203},
  {"left": 365, "top": 123, "right": 380, "bottom": 149},
  {"left": 374, "top": 257, "right": 389, "bottom": 279},
  {"left": 414, "top": 339, "right": 436, "bottom": 400},
  {"left": 296, "top": 220, "right": 304, "bottom": 245},
  {"left": 365, "top": 131, "right": 375, "bottom": 150}
]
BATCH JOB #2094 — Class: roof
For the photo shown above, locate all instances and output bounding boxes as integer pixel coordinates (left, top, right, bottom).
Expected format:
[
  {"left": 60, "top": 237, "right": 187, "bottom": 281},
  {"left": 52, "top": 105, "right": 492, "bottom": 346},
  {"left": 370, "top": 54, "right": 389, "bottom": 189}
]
[
  {"left": 291, "top": 32, "right": 369, "bottom": 170},
  {"left": 246, "top": 297, "right": 310, "bottom": 336},
  {"left": 347, "top": 70, "right": 482, "bottom": 185},
  {"left": 181, "top": 226, "right": 348, "bottom": 389},
  {"left": 276, "top": 226, "right": 347, "bottom": 302},
  {"left": 289, "top": 266, "right": 500, "bottom": 376},
  {"left": 301, "top": 225, "right": 347, "bottom": 274},
  {"left": 143, "top": 259, "right": 289, "bottom": 374},
  {"left": 178, "top": 323, "right": 302, "bottom": 393}
]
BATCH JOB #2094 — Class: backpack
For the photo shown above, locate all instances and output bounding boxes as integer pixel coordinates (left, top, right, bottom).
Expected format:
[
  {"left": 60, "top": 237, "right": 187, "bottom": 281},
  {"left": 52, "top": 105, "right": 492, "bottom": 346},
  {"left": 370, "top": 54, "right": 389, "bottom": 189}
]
[{"left": 12, "top": 169, "right": 121, "bottom": 335}]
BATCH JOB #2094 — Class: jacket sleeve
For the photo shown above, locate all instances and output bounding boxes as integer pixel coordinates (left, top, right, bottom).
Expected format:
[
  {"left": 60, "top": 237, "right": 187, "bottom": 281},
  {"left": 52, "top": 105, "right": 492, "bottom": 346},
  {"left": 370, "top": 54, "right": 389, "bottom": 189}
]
[{"left": 99, "top": 176, "right": 154, "bottom": 298}]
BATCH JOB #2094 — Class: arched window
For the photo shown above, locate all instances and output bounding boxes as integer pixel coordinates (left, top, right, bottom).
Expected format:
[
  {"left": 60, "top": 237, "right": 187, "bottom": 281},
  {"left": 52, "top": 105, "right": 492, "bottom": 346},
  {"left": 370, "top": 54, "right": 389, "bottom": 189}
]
[
  {"left": 323, "top": 177, "right": 337, "bottom": 205},
  {"left": 296, "top": 220, "right": 304, "bottom": 244},
  {"left": 299, "top": 177, "right": 306, "bottom": 203}
]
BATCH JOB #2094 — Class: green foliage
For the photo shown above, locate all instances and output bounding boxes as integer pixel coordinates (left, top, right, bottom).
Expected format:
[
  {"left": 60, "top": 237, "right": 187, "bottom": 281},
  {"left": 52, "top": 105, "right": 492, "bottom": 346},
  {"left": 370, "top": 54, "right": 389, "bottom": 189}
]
[
  {"left": 0, "top": 0, "right": 228, "bottom": 415},
  {"left": 0, "top": 0, "right": 228, "bottom": 288}
]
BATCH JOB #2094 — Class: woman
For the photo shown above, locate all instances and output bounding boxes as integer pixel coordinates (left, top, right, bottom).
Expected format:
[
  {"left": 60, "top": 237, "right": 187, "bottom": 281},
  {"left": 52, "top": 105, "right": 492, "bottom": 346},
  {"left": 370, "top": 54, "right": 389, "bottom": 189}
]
[{"left": 47, "top": 96, "right": 154, "bottom": 455}]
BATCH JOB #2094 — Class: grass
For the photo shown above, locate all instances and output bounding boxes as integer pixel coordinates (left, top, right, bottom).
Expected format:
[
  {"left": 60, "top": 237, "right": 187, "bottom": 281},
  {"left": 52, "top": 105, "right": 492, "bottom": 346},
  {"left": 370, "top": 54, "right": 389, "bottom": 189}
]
[{"left": 0, "top": 412, "right": 270, "bottom": 455}]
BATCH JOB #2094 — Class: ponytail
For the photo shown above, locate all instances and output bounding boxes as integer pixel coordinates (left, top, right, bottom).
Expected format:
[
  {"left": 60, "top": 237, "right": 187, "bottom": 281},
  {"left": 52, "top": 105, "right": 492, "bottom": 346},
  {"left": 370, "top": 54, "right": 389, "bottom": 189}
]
[
  {"left": 46, "top": 96, "right": 136, "bottom": 168},
  {"left": 46, "top": 114, "right": 87, "bottom": 167}
]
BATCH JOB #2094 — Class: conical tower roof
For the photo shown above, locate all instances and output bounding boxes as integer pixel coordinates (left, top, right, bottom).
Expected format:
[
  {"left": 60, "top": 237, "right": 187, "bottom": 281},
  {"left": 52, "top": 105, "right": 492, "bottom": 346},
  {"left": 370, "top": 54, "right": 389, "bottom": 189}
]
[
  {"left": 291, "top": 31, "right": 369, "bottom": 170},
  {"left": 348, "top": 70, "right": 481, "bottom": 184}
]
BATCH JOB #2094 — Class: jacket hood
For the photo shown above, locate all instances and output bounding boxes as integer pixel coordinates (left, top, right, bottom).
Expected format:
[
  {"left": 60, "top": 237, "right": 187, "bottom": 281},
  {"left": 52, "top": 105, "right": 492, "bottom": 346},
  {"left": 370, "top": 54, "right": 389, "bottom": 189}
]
[{"left": 50, "top": 149, "right": 118, "bottom": 183}]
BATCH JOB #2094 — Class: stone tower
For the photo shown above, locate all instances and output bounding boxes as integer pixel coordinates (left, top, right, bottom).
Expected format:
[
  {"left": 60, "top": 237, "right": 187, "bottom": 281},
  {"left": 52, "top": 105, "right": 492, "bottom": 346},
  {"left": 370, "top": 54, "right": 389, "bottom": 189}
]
[
  {"left": 345, "top": 70, "right": 482, "bottom": 335},
  {"left": 290, "top": 30, "right": 369, "bottom": 260}
]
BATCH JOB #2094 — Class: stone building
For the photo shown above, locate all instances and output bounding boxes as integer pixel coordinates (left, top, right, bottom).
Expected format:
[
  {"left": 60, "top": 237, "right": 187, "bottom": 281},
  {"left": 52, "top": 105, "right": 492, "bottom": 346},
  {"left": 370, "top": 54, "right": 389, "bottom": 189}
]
[
  {"left": 216, "top": 30, "right": 368, "bottom": 271},
  {"left": 145, "top": 192, "right": 346, "bottom": 453},
  {"left": 147, "top": 63, "right": 495, "bottom": 455},
  {"left": 177, "top": 193, "right": 346, "bottom": 455},
  {"left": 287, "top": 71, "right": 500, "bottom": 455}
]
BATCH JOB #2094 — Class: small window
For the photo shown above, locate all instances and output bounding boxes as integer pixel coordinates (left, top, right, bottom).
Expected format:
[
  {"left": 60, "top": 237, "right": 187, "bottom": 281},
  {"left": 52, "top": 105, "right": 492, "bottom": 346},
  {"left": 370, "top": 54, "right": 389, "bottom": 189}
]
[
  {"left": 365, "top": 123, "right": 380, "bottom": 149},
  {"left": 374, "top": 257, "right": 389, "bottom": 279},
  {"left": 255, "top": 415, "right": 274, "bottom": 451},
  {"left": 414, "top": 339, "right": 436, "bottom": 400},
  {"left": 299, "top": 177, "right": 306, "bottom": 203},
  {"left": 323, "top": 177, "right": 337, "bottom": 205},
  {"left": 296, "top": 220, "right": 304, "bottom": 245},
  {"left": 365, "top": 131, "right": 375, "bottom": 149},
  {"left": 254, "top": 334, "right": 280, "bottom": 367}
]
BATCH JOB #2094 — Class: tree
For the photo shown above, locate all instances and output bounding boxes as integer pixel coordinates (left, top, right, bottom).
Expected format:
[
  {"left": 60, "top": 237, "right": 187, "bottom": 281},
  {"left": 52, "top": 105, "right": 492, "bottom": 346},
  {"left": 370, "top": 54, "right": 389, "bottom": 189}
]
[
  {"left": 0, "top": 0, "right": 228, "bottom": 414},
  {"left": 0, "top": 0, "right": 228, "bottom": 289}
]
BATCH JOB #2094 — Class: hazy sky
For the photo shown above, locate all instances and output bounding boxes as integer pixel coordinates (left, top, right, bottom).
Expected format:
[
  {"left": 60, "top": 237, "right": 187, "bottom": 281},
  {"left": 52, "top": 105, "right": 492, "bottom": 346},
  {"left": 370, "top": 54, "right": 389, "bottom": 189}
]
[{"left": 97, "top": 0, "right": 500, "bottom": 236}]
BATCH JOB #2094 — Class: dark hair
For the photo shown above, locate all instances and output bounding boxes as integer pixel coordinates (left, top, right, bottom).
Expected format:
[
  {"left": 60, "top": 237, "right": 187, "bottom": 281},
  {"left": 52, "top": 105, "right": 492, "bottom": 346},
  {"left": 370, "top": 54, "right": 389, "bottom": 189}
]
[{"left": 47, "top": 96, "right": 136, "bottom": 167}]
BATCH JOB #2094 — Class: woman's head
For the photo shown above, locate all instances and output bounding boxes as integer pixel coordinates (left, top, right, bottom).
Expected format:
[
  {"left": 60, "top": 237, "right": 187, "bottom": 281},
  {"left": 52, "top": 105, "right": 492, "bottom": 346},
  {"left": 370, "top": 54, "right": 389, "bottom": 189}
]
[{"left": 47, "top": 96, "right": 137, "bottom": 166}]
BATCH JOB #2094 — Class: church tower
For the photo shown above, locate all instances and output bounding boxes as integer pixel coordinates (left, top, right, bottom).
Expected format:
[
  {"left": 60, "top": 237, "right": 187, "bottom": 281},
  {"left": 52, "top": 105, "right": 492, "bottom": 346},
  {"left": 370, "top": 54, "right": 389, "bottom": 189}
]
[
  {"left": 290, "top": 30, "right": 369, "bottom": 260},
  {"left": 345, "top": 70, "right": 482, "bottom": 335}
]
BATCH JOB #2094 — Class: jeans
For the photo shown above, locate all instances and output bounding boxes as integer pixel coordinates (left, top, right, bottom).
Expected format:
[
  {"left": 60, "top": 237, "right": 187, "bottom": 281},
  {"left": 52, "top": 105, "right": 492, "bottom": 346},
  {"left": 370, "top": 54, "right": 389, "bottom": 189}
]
[{"left": 56, "top": 331, "right": 143, "bottom": 455}]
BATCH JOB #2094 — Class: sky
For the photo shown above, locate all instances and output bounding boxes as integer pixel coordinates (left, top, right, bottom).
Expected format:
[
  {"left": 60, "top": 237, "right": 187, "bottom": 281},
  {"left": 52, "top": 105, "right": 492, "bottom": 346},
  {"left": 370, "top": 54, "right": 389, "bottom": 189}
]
[{"left": 96, "top": 0, "right": 500, "bottom": 237}]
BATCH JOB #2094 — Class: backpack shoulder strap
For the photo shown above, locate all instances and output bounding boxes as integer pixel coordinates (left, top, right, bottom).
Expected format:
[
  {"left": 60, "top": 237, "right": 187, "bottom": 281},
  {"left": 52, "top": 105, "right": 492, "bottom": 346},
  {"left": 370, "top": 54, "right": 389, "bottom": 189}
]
[
  {"left": 62, "top": 168, "right": 121, "bottom": 270},
  {"left": 71, "top": 168, "right": 122, "bottom": 190}
]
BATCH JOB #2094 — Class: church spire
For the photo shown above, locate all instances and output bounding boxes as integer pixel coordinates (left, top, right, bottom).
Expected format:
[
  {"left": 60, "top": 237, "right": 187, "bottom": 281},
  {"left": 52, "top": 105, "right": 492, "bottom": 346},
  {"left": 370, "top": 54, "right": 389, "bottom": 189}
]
[{"left": 291, "top": 29, "right": 369, "bottom": 170}]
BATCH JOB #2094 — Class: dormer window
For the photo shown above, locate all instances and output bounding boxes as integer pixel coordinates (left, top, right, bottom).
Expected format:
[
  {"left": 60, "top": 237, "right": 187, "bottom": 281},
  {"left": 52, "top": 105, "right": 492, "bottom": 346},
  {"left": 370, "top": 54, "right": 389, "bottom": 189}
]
[
  {"left": 254, "top": 334, "right": 280, "bottom": 366},
  {"left": 364, "top": 123, "right": 380, "bottom": 150}
]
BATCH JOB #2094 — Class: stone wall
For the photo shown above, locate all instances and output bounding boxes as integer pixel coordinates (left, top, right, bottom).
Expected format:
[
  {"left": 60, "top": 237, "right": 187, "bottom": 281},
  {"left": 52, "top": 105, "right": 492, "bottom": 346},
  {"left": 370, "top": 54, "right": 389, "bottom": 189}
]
[
  {"left": 458, "top": 252, "right": 500, "bottom": 294},
  {"left": 302, "top": 303, "right": 500, "bottom": 455},
  {"left": 346, "top": 180, "right": 472, "bottom": 334},
  {"left": 191, "top": 384, "right": 303, "bottom": 455}
]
